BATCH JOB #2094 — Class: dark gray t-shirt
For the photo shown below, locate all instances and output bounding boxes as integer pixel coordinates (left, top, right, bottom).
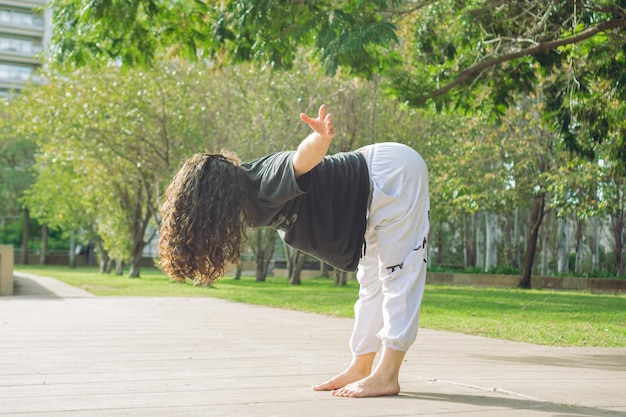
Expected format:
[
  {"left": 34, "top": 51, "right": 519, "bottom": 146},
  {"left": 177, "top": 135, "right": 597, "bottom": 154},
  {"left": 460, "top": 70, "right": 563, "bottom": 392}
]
[{"left": 241, "top": 150, "right": 370, "bottom": 271}]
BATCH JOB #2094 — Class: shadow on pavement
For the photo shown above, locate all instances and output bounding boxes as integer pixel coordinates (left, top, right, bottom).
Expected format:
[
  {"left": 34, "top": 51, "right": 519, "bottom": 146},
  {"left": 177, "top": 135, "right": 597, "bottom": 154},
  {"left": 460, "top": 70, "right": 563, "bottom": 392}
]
[
  {"left": 476, "top": 353, "right": 626, "bottom": 372},
  {"left": 13, "top": 275, "right": 61, "bottom": 299},
  {"left": 400, "top": 391, "right": 625, "bottom": 417}
]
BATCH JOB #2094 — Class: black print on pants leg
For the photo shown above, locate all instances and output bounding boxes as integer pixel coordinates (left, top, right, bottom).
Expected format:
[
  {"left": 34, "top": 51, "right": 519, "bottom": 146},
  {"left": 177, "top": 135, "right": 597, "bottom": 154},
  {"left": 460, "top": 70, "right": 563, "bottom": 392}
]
[
  {"left": 412, "top": 236, "right": 428, "bottom": 252},
  {"left": 386, "top": 263, "right": 404, "bottom": 273},
  {"left": 412, "top": 236, "right": 429, "bottom": 264},
  {"left": 386, "top": 236, "right": 429, "bottom": 272}
]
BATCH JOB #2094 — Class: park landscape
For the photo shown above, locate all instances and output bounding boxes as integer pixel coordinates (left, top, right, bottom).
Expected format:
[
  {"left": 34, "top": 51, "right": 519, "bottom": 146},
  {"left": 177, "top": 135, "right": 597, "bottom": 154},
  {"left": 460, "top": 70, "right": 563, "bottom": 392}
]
[{"left": 1, "top": 2, "right": 626, "bottom": 415}]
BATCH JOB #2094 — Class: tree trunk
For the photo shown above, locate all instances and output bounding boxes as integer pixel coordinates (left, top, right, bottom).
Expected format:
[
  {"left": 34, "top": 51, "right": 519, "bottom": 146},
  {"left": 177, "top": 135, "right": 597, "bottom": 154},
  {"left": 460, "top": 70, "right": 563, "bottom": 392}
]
[
  {"left": 286, "top": 249, "right": 294, "bottom": 278},
  {"left": 334, "top": 269, "right": 348, "bottom": 286},
  {"left": 557, "top": 216, "right": 569, "bottom": 274},
  {"left": 590, "top": 216, "right": 600, "bottom": 272},
  {"left": 539, "top": 213, "right": 550, "bottom": 276},
  {"left": 519, "top": 194, "right": 545, "bottom": 288},
  {"left": 255, "top": 228, "right": 276, "bottom": 282},
  {"left": 289, "top": 251, "right": 306, "bottom": 285},
  {"left": 283, "top": 242, "right": 307, "bottom": 284},
  {"left": 476, "top": 212, "right": 484, "bottom": 270},
  {"left": 574, "top": 218, "right": 585, "bottom": 274},
  {"left": 40, "top": 223, "right": 48, "bottom": 265},
  {"left": 87, "top": 243, "right": 96, "bottom": 266},
  {"left": 20, "top": 208, "right": 29, "bottom": 264},
  {"left": 115, "top": 258, "right": 123, "bottom": 275},
  {"left": 513, "top": 208, "right": 521, "bottom": 269},
  {"left": 485, "top": 212, "right": 498, "bottom": 271},
  {"left": 127, "top": 193, "right": 153, "bottom": 278},
  {"left": 128, "top": 238, "right": 145, "bottom": 278},
  {"left": 234, "top": 261, "right": 243, "bottom": 280},
  {"left": 321, "top": 262, "right": 330, "bottom": 278},
  {"left": 69, "top": 230, "right": 76, "bottom": 268},
  {"left": 436, "top": 223, "right": 444, "bottom": 265},
  {"left": 128, "top": 258, "right": 141, "bottom": 278},
  {"left": 611, "top": 212, "right": 624, "bottom": 276},
  {"left": 95, "top": 238, "right": 111, "bottom": 273},
  {"left": 105, "top": 258, "right": 114, "bottom": 274},
  {"left": 463, "top": 214, "right": 476, "bottom": 268}
]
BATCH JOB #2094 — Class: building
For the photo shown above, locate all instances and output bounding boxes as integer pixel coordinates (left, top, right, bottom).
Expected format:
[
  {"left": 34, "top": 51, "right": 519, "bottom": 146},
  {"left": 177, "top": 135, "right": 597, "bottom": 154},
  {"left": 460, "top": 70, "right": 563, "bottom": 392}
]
[{"left": 0, "top": 0, "right": 51, "bottom": 96}]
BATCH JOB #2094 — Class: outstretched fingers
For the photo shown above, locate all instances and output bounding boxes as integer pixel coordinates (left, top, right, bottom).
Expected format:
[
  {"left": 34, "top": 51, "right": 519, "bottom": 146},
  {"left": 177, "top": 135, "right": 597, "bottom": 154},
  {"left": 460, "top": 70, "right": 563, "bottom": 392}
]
[
  {"left": 300, "top": 104, "right": 334, "bottom": 137},
  {"left": 300, "top": 104, "right": 324, "bottom": 125}
]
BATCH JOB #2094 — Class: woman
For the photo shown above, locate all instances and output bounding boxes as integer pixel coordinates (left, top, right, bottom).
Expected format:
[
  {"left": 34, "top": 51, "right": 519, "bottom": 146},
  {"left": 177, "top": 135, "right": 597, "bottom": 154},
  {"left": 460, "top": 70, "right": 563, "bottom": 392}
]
[{"left": 158, "top": 104, "right": 430, "bottom": 397}]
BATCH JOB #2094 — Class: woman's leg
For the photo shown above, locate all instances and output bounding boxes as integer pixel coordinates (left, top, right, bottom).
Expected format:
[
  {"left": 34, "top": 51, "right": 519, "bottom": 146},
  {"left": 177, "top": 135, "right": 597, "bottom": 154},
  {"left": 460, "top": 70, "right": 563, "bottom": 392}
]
[
  {"left": 331, "top": 347, "right": 405, "bottom": 397},
  {"left": 313, "top": 230, "right": 383, "bottom": 391},
  {"left": 333, "top": 246, "right": 428, "bottom": 397},
  {"left": 332, "top": 143, "right": 430, "bottom": 397},
  {"left": 312, "top": 352, "right": 377, "bottom": 392}
]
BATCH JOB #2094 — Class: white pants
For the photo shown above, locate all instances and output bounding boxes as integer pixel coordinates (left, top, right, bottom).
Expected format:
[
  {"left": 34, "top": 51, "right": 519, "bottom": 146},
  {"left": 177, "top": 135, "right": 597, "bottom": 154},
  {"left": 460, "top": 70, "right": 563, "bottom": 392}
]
[{"left": 350, "top": 143, "right": 430, "bottom": 355}]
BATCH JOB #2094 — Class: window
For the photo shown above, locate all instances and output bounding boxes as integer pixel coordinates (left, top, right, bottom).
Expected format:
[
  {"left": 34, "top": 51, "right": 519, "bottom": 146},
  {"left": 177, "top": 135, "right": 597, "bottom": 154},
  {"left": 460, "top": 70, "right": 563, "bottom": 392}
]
[
  {"left": 0, "top": 63, "right": 33, "bottom": 81},
  {"left": 0, "top": 36, "right": 41, "bottom": 54},
  {"left": 0, "top": 8, "right": 44, "bottom": 28}
]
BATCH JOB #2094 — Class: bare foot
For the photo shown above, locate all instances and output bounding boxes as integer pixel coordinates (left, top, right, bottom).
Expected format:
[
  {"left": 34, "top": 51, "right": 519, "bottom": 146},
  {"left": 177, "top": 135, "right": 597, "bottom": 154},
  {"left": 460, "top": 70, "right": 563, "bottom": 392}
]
[
  {"left": 331, "top": 374, "right": 400, "bottom": 398},
  {"left": 312, "top": 352, "right": 376, "bottom": 391},
  {"left": 312, "top": 368, "right": 371, "bottom": 391}
]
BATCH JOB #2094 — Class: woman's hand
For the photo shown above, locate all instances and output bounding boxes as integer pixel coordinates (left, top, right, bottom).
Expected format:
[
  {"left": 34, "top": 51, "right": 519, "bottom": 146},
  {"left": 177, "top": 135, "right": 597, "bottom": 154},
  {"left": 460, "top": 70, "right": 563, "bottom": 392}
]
[
  {"left": 292, "top": 104, "right": 336, "bottom": 177},
  {"left": 299, "top": 104, "right": 336, "bottom": 140}
]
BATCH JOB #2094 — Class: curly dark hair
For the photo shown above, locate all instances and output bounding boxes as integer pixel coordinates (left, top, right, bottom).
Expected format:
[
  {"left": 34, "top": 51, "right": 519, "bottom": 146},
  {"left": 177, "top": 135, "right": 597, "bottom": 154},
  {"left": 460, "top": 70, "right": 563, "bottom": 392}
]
[{"left": 158, "top": 153, "right": 251, "bottom": 285}]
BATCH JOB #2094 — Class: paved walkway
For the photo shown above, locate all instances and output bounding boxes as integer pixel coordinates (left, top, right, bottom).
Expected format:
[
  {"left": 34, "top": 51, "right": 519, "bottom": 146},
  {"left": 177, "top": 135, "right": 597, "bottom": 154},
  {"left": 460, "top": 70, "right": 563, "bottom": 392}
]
[{"left": 1, "top": 272, "right": 625, "bottom": 417}]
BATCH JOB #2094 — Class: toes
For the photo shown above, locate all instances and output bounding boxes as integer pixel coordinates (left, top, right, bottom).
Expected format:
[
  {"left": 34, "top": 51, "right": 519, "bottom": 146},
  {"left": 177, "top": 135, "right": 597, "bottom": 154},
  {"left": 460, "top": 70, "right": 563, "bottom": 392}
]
[
  {"left": 332, "top": 385, "right": 356, "bottom": 397},
  {"left": 312, "top": 383, "right": 330, "bottom": 391},
  {"left": 313, "top": 379, "right": 341, "bottom": 391},
  {"left": 331, "top": 388, "right": 346, "bottom": 397}
]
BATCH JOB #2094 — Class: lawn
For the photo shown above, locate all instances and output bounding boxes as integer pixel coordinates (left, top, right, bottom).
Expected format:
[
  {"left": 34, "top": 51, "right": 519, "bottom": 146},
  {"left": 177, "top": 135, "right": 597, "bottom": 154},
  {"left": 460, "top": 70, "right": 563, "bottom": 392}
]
[{"left": 15, "top": 265, "right": 626, "bottom": 348}]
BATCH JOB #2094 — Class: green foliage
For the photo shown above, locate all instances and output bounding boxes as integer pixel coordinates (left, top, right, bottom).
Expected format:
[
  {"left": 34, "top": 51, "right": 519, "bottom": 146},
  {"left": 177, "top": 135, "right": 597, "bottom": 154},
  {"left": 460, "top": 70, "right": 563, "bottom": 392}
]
[
  {"left": 49, "top": 0, "right": 404, "bottom": 76},
  {"left": 428, "top": 264, "right": 522, "bottom": 276},
  {"left": 46, "top": 0, "right": 626, "bottom": 173},
  {"left": 385, "top": 1, "right": 626, "bottom": 172},
  {"left": 546, "top": 156, "right": 604, "bottom": 219},
  {"left": 0, "top": 218, "right": 69, "bottom": 250},
  {"left": 487, "top": 265, "right": 521, "bottom": 275},
  {"left": 51, "top": 0, "right": 168, "bottom": 66},
  {"left": 0, "top": 99, "right": 36, "bottom": 222},
  {"left": 0, "top": 218, "right": 20, "bottom": 246},
  {"left": 544, "top": 30, "right": 626, "bottom": 176},
  {"left": 13, "top": 64, "right": 222, "bottom": 265},
  {"left": 317, "top": 10, "right": 399, "bottom": 76}
]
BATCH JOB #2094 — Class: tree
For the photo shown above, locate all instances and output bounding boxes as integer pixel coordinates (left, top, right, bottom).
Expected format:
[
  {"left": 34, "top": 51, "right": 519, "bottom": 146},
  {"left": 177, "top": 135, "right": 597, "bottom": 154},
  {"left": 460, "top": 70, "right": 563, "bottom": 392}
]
[
  {"left": 48, "top": 0, "right": 407, "bottom": 75},
  {"left": 543, "top": 10, "right": 626, "bottom": 176},
  {"left": 547, "top": 155, "right": 604, "bottom": 274},
  {"left": 21, "top": 159, "right": 102, "bottom": 268},
  {"left": 15, "top": 64, "right": 223, "bottom": 277},
  {"left": 0, "top": 99, "right": 36, "bottom": 262},
  {"left": 64, "top": 0, "right": 624, "bottom": 167},
  {"left": 497, "top": 96, "right": 559, "bottom": 288},
  {"left": 597, "top": 164, "right": 626, "bottom": 275},
  {"left": 43, "top": 0, "right": 626, "bottom": 280}
]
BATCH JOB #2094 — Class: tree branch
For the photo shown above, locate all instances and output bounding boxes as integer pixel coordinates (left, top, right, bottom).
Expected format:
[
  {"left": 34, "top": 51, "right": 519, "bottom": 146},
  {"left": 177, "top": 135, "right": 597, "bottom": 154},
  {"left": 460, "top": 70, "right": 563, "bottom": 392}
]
[{"left": 418, "top": 17, "right": 626, "bottom": 103}]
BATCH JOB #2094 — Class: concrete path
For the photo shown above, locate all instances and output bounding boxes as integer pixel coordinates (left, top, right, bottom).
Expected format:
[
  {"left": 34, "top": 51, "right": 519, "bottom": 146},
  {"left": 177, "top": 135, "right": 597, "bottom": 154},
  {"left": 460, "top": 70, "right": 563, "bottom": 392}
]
[{"left": 1, "top": 272, "right": 625, "bottom": 417}]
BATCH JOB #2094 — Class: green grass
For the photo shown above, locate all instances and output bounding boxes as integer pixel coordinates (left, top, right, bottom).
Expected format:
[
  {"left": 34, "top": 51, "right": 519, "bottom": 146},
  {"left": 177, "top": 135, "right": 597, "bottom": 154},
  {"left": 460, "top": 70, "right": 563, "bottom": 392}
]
[
  {"left": 15, "top": 265, "right": 626, "bottom": 348},
  {"left": 420, "top": 286, "right": 626, "bottom": 347}
]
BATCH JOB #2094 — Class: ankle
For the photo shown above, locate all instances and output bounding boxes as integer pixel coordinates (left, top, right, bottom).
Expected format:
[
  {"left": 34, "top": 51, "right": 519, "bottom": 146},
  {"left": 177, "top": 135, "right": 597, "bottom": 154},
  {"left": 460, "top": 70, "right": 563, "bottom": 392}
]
[
  {"left": 349, "top": 352, "right": 376, "bottom": 374},
  {"left": 370, "top": 366, "right": 399, "bottom": 382}
]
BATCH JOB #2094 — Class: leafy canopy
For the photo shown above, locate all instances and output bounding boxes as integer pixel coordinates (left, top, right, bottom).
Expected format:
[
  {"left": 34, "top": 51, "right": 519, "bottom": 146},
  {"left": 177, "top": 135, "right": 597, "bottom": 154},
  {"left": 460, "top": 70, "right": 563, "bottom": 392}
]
[{"left": 48, "top": 0, "right": 626, "bottom": 171}]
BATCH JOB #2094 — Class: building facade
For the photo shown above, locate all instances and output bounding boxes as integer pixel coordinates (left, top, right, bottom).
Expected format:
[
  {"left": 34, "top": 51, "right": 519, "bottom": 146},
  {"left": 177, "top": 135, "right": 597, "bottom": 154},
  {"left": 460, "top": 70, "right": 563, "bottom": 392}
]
[{"left": 0, "top": 0, "right": 51, "bottom": 96}]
